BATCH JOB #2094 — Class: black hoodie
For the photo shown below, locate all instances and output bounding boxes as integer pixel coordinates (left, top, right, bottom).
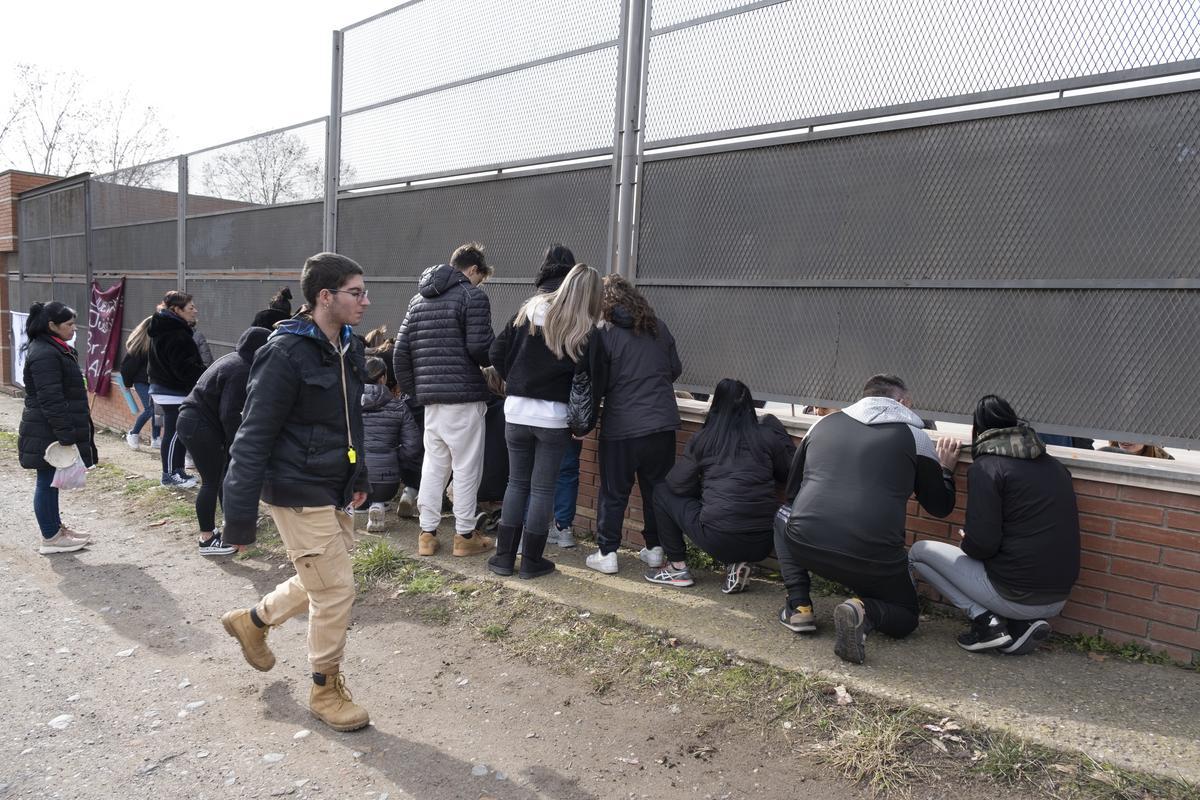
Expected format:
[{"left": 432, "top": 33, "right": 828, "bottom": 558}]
[
  {"left": 179, "top": 327, "right": 271, "bottom": 445},
  {"left": 393, "top": 263, "right": 494, "bottom": 405},
  {"left": 587, "top": 306, "right": 683, "bottom": 440},
  {"left": 148, "top": 309, "right": 206, "bottom": 394}
]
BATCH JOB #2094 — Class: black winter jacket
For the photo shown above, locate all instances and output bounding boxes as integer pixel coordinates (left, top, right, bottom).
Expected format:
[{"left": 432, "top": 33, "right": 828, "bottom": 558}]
[
  {"left": 587, "top": 306, "right": 682, "bottom": 440},
  {"left": 362, "top": 384, "right": 421, "bottom": 485},
  {"left": 119, "top": 349, "right": 149, "bottom": 386},
  {"left": 666, "top": 414, "right": 795, "bottom": 533},
  {"left": 19, "top": 336, "right": 98, "bottom": 470},
  {"left": 964, "top": 444, "right": 1080, "bottom": 604},
  {"left": 179, "top": 327, "right": 271, "bottom": 446},
  {"left": 148, "top": 310, "right": 206, "bottom": 394},
  {"left": 252, "top": 308, "right": 290, "bottom": 329},
  {"left": 393, "top": 264, "right": 494, "bottom": 405},
  {"left": 221, "top": 317, "right": 369, "bottom": 545},
  {"left": 489, "top": 303, "right": 583, "bottom": 403},
  {"left": 781, "top": 398, "right": 956, "bottom": 570}
]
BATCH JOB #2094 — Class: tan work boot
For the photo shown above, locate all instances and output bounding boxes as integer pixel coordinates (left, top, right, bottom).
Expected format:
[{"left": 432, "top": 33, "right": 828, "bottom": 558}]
[
  {"left": 418, "top": 531, "right": 439, "bottom": 556},
  {"left": 452, "top": 530, "right": 495, "bottom": 556},
  {"left": 310, "top": 669, "right": 370, "bottom": 732},
  {"left": 220, "top": 608, "right": 275, "bottom": 672}
]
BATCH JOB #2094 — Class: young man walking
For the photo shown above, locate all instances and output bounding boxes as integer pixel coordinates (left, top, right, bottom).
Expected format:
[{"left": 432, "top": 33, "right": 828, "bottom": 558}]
[
  {"left": 393, "top": 242, "right": 496, "bottom": 557},
  {"left": 219, "top": 252, "right": 373, "bottom": 732}
]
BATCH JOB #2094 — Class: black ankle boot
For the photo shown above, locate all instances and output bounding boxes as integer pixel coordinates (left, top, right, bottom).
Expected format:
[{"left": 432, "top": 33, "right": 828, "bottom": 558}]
[
  {"left": 487, "top": 524, "right": 520, "bottom": 576},
  {"left": 518, "top": 530, "right": 556, "bottom": 579}
]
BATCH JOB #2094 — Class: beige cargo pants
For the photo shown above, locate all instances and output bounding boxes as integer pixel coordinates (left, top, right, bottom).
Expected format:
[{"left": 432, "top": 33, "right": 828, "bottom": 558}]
[{"left": 254, "top": 505, "right": 356, "bottom": 673}]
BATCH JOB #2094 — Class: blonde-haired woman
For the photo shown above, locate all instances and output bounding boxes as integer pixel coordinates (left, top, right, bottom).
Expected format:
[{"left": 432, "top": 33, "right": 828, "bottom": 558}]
[
  {"left": 119, "top": 316, "right": 160, "bottom": 450},
  {"left": 486, "top": 263, "right": 602, "bottom": 578}
]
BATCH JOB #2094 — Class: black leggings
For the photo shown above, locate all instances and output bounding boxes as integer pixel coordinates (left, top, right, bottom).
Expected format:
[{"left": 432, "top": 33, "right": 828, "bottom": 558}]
[
  {"left": 176, "top": 412, "right": 225, "bottom": 533},
  {"left": 653, "top": 485, "right": 773, "bottom": 564},
  {"left": 159, "top": 404, "right": 187, "bottom": 478}
]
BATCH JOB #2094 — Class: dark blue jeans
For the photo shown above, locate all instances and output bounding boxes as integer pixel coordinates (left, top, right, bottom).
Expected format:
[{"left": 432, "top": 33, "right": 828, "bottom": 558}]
[
  {"left": 500, "top": 423, "right": 571, "bottom": 537},
  {"left": 130, "top": 382, "right": 160, "bottom": 438},
  {"left": 34, "top": 467, "right": 62, "bottom": 538},
  {"left": 552, "top": 439, "right": 582, "bottom": 530}
]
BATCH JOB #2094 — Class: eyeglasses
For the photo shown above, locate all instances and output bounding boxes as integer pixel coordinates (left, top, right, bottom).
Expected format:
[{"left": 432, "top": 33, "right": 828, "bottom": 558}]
[{"left": 330, "top": 288, "right": 369, "bottom": 303}]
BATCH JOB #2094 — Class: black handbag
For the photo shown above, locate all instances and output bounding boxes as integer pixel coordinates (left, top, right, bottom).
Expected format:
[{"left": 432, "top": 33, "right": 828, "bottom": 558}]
[{"left": 566, "top": 370, "right": 595, "bottom": 436}]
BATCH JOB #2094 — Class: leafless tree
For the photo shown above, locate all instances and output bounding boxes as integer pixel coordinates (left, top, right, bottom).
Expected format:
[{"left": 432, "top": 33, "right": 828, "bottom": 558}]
[
  {"left": 198, "top": 131, "right": 355, "bottom": 205},
  {"left": 1, "top": 64, "right": 171, "bottom": 182}
]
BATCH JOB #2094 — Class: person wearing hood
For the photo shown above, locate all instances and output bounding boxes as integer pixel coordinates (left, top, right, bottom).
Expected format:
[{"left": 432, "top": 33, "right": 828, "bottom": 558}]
[
  {"left": 775, "top": 374, "right": 960, "bottom": 665},
  {"left": 253, "top": 287, "right": 293, "bottom": 329},
  {"left": 18, "top": 301, "right": 98, "bottom": 554},
  {"left": 393, "top": 242, "right": 496, "bottom": 558},
  {"left": 219, "top": 253, "right": 373, "bottom": 733},
  {"left": 360, "top": 356, "right": 421, "bottom": 533},
  {"left": 148, "top": 291, "right": 206, "bottom": 488},
  {"left": 579, "top": 274, "right": 683, "bottom": 576},
  {"left": 910, "top": 395, "right": 1080, "bottom": 655},
  {"left": 177, "top": 326, "right": 272, "bottom": 557}
]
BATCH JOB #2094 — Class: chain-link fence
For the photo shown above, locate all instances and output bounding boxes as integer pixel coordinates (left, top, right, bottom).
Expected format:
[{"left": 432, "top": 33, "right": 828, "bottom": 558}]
[{"left": 11, "top": 0, "right": 1200, "bottom": 446}]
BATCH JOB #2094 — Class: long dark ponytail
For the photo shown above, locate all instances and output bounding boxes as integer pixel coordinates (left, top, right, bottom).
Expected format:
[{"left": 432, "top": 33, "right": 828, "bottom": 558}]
[
  {"left": 23, "top": 301, "right": 76, "bottom": 352},
  {"left": 693, "top": 378, "right": 759, "bottom": 459}
]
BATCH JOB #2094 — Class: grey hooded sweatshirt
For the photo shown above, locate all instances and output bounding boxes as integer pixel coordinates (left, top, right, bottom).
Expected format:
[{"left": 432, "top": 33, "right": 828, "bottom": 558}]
[{"left": 780, "top": 396, "right": 956, "bottom": 569}]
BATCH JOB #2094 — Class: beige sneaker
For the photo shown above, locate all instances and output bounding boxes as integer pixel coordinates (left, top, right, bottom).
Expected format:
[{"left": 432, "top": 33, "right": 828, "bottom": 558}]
[
  {"left": 418, "top": 531, "right": 439, "bottom": 556},
  {"left": 220, "top": 608, "right": 275, "bottom": 672},
  {"left": 310, "top": 669, "right": 370, "bottom": 732},
  {"left": 59, "top": 524, "right": 92, "bottom": 542},
  {"left": 452, "top": 531, "right": 494, "bottom": 556},
  {"left": 38, "top": 530, "right": 89, "bottom": 555}
]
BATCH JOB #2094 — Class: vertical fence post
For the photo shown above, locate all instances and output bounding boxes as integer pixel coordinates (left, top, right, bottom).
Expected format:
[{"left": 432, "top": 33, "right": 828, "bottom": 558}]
[
  {"left": 324, "top": 29, "right": 345, "bottom": 253},
  {"left": 613, "top": 0, "right": 648, "bottom": 280},
  {"left": 83, "top": 178, "right": 94, "bottom": 297},
  {"left": 605, "top": 0, "right": 634, "bottom": 275},
  {"left": 177, "top": 156, "right": 187, "bottom": 291}
]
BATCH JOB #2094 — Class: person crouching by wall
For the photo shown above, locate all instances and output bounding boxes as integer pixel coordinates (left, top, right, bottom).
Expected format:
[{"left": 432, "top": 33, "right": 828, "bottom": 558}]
[
  {"left": 18, "top": 301, "right": 98, "bottom": 554},
  {"left": 360, "top": 356, "right": 421, "bottom": 533},
  {"left": 646, "top": 379, "right": 795, "bottom": 593},
  {"left": 909, "top": 395, "right": 1080, "bottom": 655},
  {"left": 176, "top": 326, "right": 271, "bottom": 557}
]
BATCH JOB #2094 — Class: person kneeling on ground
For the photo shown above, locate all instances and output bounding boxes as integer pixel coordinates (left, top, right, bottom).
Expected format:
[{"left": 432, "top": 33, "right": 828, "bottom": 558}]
[
  {"left": 646, "top": 378, "right": 794, "bottom": 592},
  {"left": 774, "top": 374, "right": 960, "bottom": 664},
  {"left": 361, "top": 356, "right": 421, "bottom": 533},
  {"left": 909, "top": 395, "right": 1080, "bottom": 655}
]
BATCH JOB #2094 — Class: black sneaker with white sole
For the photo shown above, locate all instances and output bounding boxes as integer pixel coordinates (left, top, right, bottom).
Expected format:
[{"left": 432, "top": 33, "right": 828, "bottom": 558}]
[
  {"left": 957, "top": 612, "right": 1013, "bottom": 652},
  {"left": 199, "top": 533, "right": 237, "bottom": 556},
  {"left": 999, "top": 619, "right": 1051, "bottom": 655}
]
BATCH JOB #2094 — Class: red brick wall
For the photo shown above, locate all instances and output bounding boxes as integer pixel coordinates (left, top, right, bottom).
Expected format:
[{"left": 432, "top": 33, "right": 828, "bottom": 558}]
[
  {"left": 89, "top": 378, "right": 142, "bottom": 435},
  {"left": 575, "top": 415, "right": 1200, "bottom": 664}
]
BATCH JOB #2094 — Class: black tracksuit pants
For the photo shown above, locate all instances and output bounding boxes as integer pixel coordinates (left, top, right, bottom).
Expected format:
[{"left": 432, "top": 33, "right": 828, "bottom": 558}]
[
  {"left": 653, "top": 485, "right": 773, "bottom": 565},
  {"left": 595, "top": 431, "right": 676, "bottom": 555}
]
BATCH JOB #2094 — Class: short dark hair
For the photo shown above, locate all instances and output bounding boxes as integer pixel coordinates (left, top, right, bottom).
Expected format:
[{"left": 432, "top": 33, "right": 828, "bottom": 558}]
[
  {"left": 301, "top": 252, "right": 364, "bottom": 305},
  {"left": 862, "top": 373, "right": 909, "bottom": 401},
  {"left": 24, "top": 301, "right": 76, "bottom": 347},
  {"left": 364, "top": 356, "right": 388, "bottom": 383},
  {"left": 450, "top": 242, "right": 492, "bottom": 277},
  {"left": 161, "top": 290, "right": 192, "bottom": 312}
]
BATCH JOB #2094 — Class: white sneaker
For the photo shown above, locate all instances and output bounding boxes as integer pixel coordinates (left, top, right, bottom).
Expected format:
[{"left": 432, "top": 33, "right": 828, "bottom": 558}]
[
  {"left": 184, "top": 454, "right": 195, "bottom": 471},
  {"left": 367, "top": 504, "right": 386, "bottom": 532},
  {"left": 585, "top": 549, "right": 618, "bottom": 574},
  {"left": 396, "top": 491, "right": 416, "bottom": 518},
  {"left": 125, "top": 432, "right": 140, "bottom": 451},
  {"left": 39, "top": 530, "right": 90, "bottom": 555},
  {"left": 638, "top": 546, "right": 665, "bottom": 568},
  {"left": 549, "top": 522, "right": 576, "bottom": 549},
  {"left": 151, "top": 436, "right": 162, "bottom": 449}
]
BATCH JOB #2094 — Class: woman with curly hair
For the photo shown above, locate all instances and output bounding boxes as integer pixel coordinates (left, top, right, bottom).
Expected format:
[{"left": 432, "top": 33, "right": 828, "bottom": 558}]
[{"left": 578, "top": 274, "right": 683, "bottom": 575}]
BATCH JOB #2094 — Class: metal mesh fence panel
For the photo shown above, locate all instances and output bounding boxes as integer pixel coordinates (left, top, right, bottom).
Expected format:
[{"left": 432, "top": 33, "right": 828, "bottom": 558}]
[
  {"left": 121, "top": 276, "right": 180, "bottom": 341},
  {"left": 644, "top": 0, "right": 1200, "bottom": 143},
  {"left": 185, "top": 278, "right": 301, "bottom": 357},
  {"left": 337, "top": 167, "right": 612, "bottom": 281},
  {"left": 91, "top": 160, "right": 179, "bottom": 228},
  {"left": 638, "top": 92, "right": 1200, "bottom": 283},
  {"left": 20, "top": 194, "right": 50, "bottom": 239},
  {"left": 186, "top": 203, "right": 322, "bottom": 270},
  {"left": 645, "top": 285, "right": 1200, "bottom": 446},
  {"left": 19, "top": 239, "right": 50, "bottom": 278},
  {"left": 92, "top": 221, "right": 176, "bottom": 273},
  {"left": 187, "top": 121, "right": 328, "bottom": 207},
  {"left": 340, "top": 48, "right": 619, "bottom": 184},
  {"left": 342, "top": 0, "right": 622, "bottom": 111}
]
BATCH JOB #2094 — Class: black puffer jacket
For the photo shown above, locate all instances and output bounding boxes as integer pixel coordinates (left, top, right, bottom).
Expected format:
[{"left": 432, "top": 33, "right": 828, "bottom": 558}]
[
  {"left": 362, "top": 384, "right": 421, "bottom": 485},
  {"left": 221, "top": 317, "right": 369, "bottom": 545},
  {"left": 119, "top": 348, "right": 149, "bottom": 386},
  {"left": 587, "top": 306, "right": 682, "bottom": 440},
  {"left": 19, "top": 336, "right": 98, "bottom": 470},
  {"left": 666, "top": 415, "right": 795, "bottom": 533},
  {"left": 179, "top": 327, "right": 271, "bottom": 446},
  {"left": 148, "top": 310, "right": 206, "bottom": 394},
  {"left": 252, "top": 308, "right": 290, "bottom": 329},
  {"left": 393, "top": 264, "right": 494, "bottom": 405}
]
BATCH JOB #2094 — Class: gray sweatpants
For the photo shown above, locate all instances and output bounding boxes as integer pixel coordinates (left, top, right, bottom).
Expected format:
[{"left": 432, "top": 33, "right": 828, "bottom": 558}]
[{"left": 909, "top": 540, "right": 1066, "bottom": 621}]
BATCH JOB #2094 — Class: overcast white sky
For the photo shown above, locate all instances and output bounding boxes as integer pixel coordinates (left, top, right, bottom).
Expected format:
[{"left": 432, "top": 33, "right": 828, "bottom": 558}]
[{"left": 0, "top": 0, "right": 392, "bottom": 156}]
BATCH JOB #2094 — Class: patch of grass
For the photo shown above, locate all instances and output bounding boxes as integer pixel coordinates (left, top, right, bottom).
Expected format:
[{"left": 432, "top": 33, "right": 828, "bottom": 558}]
[
  {"left": 0, "top": 431, "right": 17, "bottom": 450},
  {"left": 404, "top": 569, "right": 447, "bottom": 595},
  {"left": 1066, "top": 634, "right": 1174, "bottom": 666},
  {"left": 825, "top": 707, "right": 928, "bottom": 796},
  {"left": 480, "top": 623, "right": 509, "bottom": 641},
  {"left": 419, "top": 605, "right": 451, "bottom": 625},
  {"left": 684, "top": 542, "right": 721, "bottom": 572},
  {"left": 973, "top": 731, "right": 1049, "bottom": 787},
  {"left": 351, "top": 539, "right": 409, "bottom": 590}
]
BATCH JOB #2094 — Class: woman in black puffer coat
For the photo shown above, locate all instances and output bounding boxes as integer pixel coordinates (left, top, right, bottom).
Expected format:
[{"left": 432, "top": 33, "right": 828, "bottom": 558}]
[
  {"left": 18, "top": 302, "right": 98, "bottom": 554},
  {"left": 148, "top": 291, "right": 205, "bottom": 487}
]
